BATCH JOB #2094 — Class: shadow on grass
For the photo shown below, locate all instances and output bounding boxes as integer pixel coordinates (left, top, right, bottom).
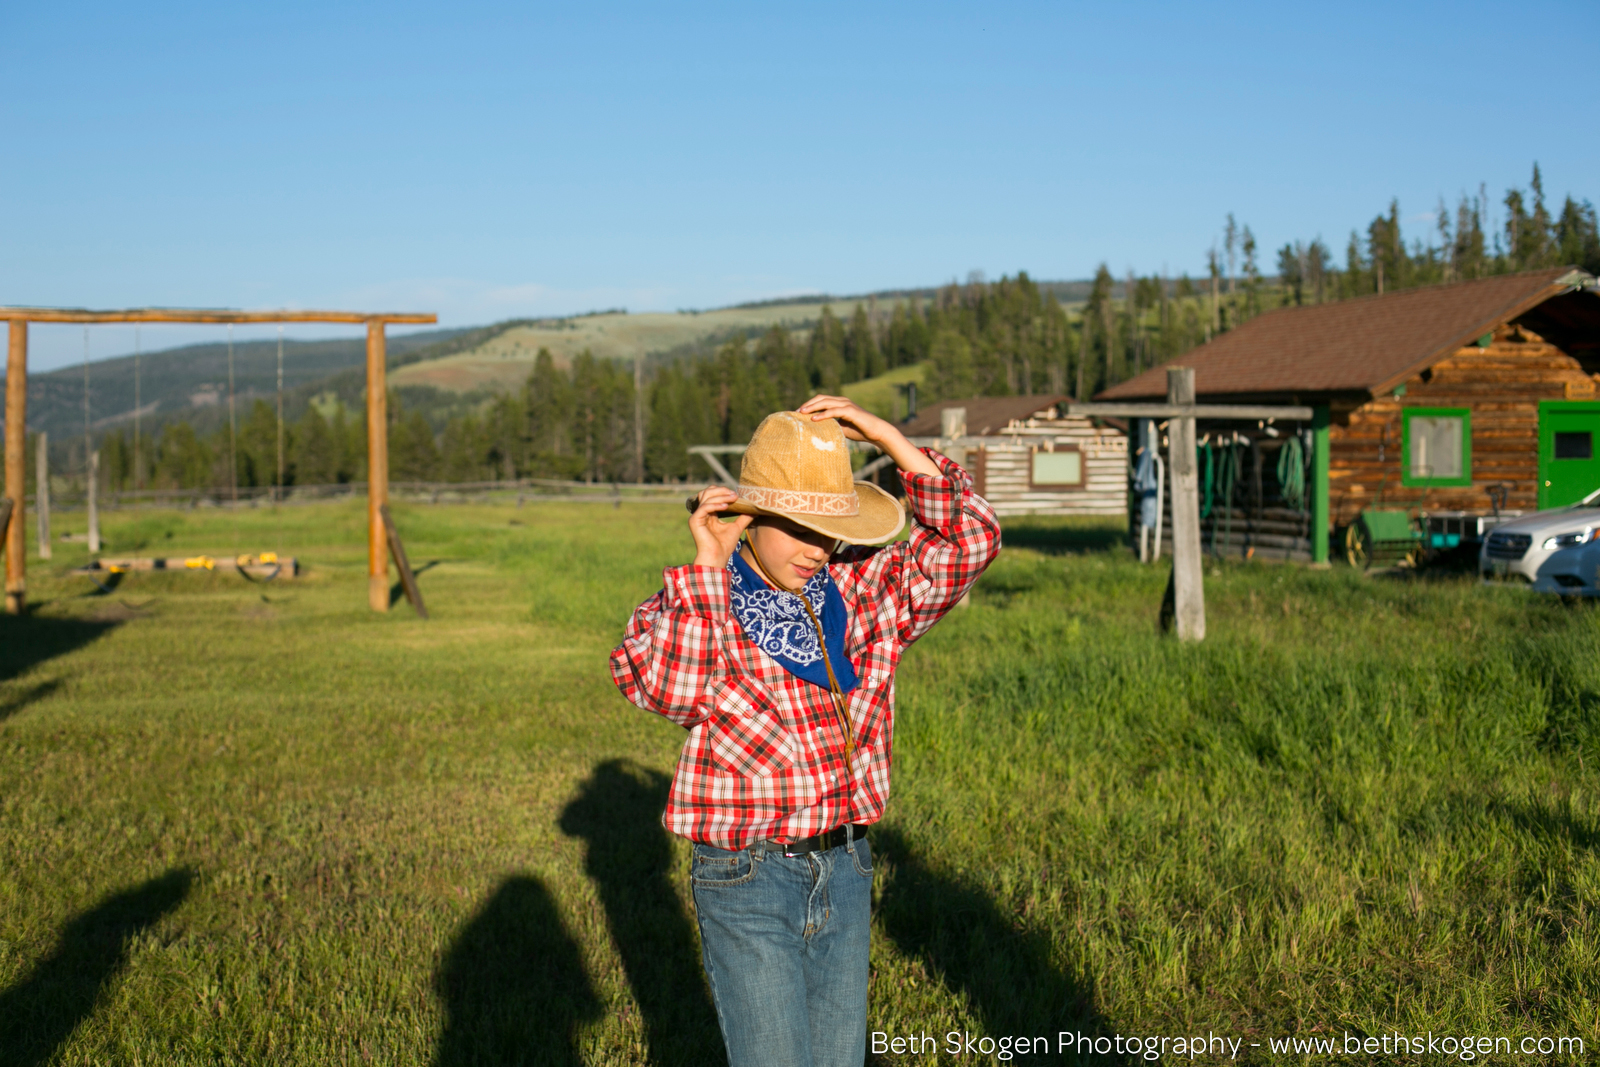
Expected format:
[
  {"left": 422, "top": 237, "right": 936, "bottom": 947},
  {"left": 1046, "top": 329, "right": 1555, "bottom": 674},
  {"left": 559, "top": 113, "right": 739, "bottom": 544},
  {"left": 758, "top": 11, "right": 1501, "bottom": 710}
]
[
  {"left": 0, "top": 614, "right": 119, "bottom": 685},
  {"left": 873, "top": 827, "right": 1118, "bottom": 1065},
  {"left": 1494, "top": 798, "right": 1600, "bottom": 852},
  {"left": 81, "top": 571, "right": 125, "bottom": 596},
  {"left": 389, "top": 560, "right": 454, "bottom": 609},
  {"left": 434, "top": 875, "right": 602, "bottom": 1067},
  {"left": 559, "top": 759, "right": 721, "bottom": 1067},
  {"left": 0, "top": 679, "right": 64, "bottom": 723},
  {"left": 0, "top": 868, "right": 192, "bottom": 1067},
  {"left": 1001, "top": 522, "right": 1129, "bottom": 557}
]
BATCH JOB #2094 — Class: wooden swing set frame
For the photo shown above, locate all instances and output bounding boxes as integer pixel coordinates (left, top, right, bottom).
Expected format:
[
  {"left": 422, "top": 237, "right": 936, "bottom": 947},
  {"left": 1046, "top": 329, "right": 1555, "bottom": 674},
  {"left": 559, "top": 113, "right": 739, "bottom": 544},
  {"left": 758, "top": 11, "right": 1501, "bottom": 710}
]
[{"left": 1, "top": 306, "right": 436, "bottom": 615}]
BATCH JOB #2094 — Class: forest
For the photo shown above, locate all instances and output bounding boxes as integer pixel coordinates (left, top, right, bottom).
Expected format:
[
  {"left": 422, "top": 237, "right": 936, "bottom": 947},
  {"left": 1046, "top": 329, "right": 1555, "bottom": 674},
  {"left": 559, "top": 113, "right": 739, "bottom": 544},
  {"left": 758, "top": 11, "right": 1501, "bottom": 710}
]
[{"left": 56, "top": 165, "right": 1600, "bottom": 493}]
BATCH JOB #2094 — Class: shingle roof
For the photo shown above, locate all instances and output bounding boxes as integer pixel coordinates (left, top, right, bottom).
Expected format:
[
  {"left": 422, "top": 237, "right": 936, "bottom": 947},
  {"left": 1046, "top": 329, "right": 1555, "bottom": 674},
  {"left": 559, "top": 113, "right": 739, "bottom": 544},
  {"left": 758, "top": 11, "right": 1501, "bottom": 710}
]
[
  {"left": 901, "top": 395, "right": 1067, "bottom": 437},
  {"left": 1097, "top": 267, "right": 1596, "bottom": 402}
]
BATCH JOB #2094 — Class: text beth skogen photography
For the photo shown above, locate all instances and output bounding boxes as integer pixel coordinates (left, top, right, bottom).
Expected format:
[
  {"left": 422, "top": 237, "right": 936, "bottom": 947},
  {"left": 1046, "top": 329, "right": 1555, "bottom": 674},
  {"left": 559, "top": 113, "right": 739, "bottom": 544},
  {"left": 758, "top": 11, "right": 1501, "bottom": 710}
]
[{"left": 1, "top": 2, "right": 1598, "bottom": 1065}]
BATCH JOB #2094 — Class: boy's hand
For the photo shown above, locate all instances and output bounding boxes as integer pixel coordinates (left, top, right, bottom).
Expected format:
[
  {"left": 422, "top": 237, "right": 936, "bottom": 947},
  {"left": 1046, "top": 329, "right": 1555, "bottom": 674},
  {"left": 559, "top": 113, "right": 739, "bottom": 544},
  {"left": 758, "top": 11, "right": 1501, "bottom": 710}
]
[
  {"left": 797, "top": 395, "right": 940, "bottom": 478},
  {"left": 688, "top": 486, "right": 752, "bottom": 569}
]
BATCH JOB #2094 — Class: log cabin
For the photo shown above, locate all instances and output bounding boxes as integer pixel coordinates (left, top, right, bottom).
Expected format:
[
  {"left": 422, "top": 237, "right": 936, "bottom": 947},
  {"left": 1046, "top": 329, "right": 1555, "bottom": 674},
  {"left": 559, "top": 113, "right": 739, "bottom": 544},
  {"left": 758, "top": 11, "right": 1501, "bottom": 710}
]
[
  {"left": 900, "top": 396, "right": 1128, "bottom": 517},
  {"left": 1098, "top": 267, "right": 1600, "bottom": 563}
]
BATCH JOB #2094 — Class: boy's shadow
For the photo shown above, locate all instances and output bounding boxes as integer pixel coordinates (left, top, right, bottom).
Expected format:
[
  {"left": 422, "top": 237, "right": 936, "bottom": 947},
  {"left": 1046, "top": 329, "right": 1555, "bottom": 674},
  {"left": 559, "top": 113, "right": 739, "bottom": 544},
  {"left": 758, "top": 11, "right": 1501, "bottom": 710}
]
[
  {"left": 434, "top": 875, "right": 601, "bottom": 1067},
  {"left": 559, "top": 759, "right": 722, "bottom": 1067},
  {"left": 873, "top": 827, "right": 1115, "bottom": 1063},
  {"left": 0, "top": 868, "right": 193, "bottom": 1067}
]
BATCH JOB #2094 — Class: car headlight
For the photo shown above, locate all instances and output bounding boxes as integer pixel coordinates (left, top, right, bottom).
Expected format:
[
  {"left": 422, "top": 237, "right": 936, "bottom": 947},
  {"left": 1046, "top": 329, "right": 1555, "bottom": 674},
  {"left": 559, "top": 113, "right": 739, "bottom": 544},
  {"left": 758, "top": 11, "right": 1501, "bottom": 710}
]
[{"left": 1542, "top": 527, "right": 1596, "bottom": 549}]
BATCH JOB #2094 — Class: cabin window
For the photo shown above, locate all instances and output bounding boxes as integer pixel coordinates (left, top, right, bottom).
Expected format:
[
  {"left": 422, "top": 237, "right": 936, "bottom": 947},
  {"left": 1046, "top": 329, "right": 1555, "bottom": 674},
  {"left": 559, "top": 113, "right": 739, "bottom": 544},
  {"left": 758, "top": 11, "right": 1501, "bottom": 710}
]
[
  {"left": 1030, "top": 446, "right": 1083, "bottom": 489},
  {"left": 1401, "top": 408, "right": 1472, "bottom": 487}
]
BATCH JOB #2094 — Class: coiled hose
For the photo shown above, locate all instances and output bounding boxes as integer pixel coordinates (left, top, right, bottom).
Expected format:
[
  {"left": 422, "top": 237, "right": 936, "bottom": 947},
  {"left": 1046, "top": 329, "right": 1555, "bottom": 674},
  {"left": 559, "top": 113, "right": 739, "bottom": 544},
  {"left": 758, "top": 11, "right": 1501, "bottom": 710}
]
[{"left": 1277, "top": 435, "right": 1306, "bottom": 511}]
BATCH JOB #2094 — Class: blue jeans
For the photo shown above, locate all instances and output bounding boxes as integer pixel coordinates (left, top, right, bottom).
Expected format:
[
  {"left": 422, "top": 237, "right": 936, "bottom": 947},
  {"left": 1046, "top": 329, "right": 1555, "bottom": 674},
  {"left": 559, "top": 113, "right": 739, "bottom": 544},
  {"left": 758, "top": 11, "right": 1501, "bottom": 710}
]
[{"left": 690, "top": 834, "right": 873, "bottom": 1067}]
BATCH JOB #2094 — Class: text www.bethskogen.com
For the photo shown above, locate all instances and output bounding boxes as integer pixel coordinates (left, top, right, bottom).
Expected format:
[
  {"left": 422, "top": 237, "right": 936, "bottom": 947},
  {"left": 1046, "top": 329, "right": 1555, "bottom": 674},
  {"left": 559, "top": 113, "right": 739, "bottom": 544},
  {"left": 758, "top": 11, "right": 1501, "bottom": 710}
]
[{"left": 873, "top": 1030, "right": 1586, "bottom": 1061}]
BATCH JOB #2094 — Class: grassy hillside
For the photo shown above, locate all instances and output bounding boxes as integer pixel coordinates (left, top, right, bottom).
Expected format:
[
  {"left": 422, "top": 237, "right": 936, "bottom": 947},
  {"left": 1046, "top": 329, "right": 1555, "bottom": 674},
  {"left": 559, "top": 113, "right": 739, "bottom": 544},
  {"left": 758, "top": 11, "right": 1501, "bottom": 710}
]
[
  {"left": 390, "top": 301, "right": 843, "bottom": 393},
  {"left": 26, "top": 327, "right": 474, "bottom": 442},
  {"left": 842, "top": 361, "right": 928, "bottom": 421},
  {"left": 1, "top": 501, "right": 1596, "bottom": 1064}
]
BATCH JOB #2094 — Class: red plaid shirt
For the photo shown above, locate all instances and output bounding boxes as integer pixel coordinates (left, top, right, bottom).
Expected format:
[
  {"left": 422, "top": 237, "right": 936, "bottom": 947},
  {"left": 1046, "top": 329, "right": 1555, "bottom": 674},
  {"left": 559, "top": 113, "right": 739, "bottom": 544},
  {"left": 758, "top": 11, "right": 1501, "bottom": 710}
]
[{"left": 609, "top": 449, "right": 1001, "bottom": 849}]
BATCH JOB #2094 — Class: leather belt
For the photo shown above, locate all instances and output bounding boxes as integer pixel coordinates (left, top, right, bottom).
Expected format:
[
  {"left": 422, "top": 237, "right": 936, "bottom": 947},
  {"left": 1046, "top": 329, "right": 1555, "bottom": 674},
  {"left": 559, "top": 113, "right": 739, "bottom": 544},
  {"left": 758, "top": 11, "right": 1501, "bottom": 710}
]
[{"left": 759, "top": 824, "right": 868, "bottom": 857}]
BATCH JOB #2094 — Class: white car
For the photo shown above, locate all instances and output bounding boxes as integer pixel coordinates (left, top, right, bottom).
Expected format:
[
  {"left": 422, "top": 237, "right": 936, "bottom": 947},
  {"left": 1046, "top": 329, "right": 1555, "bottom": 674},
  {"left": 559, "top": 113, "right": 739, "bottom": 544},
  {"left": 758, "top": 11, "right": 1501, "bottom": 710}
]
[{"left": 1481, "top": 488, "right": 1600, "bottom": 594}]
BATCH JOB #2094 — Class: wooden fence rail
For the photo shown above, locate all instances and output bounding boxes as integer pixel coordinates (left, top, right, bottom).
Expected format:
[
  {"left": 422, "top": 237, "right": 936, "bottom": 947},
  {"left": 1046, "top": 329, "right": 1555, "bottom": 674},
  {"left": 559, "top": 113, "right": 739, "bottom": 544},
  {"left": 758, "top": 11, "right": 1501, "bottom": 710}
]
[{"left": 22, "top": 478, "right": 693, "bottom": 512}]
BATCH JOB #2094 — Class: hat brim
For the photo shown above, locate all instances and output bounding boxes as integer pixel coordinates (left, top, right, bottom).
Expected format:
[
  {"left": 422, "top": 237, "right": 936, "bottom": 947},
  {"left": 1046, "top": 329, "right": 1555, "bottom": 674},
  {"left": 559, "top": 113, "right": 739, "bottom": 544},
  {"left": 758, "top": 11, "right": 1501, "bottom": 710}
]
[{"left": 723, "top": 480, "right": 906, "bottom": 545}]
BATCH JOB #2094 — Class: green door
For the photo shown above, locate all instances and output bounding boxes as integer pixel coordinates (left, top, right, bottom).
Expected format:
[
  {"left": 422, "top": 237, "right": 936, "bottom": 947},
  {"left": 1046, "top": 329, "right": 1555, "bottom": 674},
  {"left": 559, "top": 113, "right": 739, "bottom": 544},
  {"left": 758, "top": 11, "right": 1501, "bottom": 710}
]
[{"left": 1538, "top": 401, "right": 1600, "bottom": 508}]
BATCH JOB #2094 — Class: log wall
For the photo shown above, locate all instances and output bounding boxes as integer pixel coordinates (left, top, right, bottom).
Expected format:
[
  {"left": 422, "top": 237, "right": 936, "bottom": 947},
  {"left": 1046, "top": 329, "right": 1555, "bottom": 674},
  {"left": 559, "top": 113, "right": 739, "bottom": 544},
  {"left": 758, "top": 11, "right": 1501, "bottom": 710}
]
[
  {"left": 954, "top": 417, "right": 1127, "bottom": 517},
  {"left": 1328, "top": 323, "right": 1594, "bottom": 527}
]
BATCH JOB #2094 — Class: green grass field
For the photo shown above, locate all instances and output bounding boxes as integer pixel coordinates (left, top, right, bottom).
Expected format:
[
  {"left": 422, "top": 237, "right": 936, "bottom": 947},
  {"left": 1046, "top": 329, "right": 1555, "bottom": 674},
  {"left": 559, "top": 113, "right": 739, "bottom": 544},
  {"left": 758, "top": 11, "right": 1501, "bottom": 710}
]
[{"left": 1, "top": 501, "right": 1597, "bottom": 1065}]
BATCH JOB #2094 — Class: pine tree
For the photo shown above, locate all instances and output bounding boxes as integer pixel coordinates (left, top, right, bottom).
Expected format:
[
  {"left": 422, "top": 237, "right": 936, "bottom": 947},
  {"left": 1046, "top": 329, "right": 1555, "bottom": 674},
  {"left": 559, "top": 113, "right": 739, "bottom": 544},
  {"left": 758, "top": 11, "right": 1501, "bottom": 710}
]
[
  {"left": 1085, "top": 265, "right": 1115, "bottom": 388},
  {"left": 927, "top": 330, "right": 975, "bottom": 401},
  {"left": 238, "top": 400, "right": 279, "bottom": 488},
  {"left": 526, "top": 348, "right": 575, "bottom": 478},
  {"left": 1241, "top": 227, "right": 1261, "bottom": 316},
  {"left": 1306, "top": 239, "right": 1331, "bottom": 303},
  {"left": 1555, "top": 196, "right": 1600, "bottom": 273},
  {"left": 807, "top": 306, "right": 844, "bottom": 393},
  {"left": 844, "top": 304, "right": 881, "bottom": 382},
  {"left": 292, "top": 405, "right": 337, "bottom": 486},
  {"left": 1278, "top": 243, "right": 1304, "bottom": 305},
  {"left": 1454, "top": 194, "right": 1487, "bottom": 279},
  {"left": 156, "top": 422, "right": 212, "bottom": 489}
]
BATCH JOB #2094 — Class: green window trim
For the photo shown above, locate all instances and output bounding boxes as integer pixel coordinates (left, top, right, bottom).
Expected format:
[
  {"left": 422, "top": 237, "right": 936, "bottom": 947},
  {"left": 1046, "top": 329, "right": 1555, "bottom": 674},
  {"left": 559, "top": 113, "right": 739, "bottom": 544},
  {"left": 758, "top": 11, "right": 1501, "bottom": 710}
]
[{"left": 1401, "top": 407, "right": 1472, "bottom": 487}]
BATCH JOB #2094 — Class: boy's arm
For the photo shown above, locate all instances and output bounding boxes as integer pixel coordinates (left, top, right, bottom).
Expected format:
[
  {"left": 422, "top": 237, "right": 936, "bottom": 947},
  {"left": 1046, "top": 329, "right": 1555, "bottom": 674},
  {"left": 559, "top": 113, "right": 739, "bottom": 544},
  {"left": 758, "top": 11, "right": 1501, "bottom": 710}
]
[
  {"left": 610, "top": 483, "right": 750, "bottom": 724},
  {"left": 609, "top": 566, "right": 731, "bottom": 726},
  {"left": 795, "top": 395, "right": 1001, "bottom": 645},
  {"left": 885, "top": 448, "right": 1001, "bottom": 644}
]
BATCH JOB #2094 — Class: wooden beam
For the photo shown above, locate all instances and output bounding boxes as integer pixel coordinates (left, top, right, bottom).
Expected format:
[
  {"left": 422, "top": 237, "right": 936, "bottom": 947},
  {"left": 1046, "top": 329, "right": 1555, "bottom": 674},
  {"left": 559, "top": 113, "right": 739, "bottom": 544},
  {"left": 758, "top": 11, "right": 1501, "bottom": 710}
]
[
  {"left": 1166, "top": 368, "right": 1205, "bottom": 641},
  {"left": 5, "top": 320, "right": 25, "bottom": 613},
  {"left": 687, "top": 447, "right": 737, "bottom": 486},
  {"left": 1067, "top": 402, "right": 1314, "bottom": 421},
  {"left": 380, "top": 504, "right": 428, "bottom": 620},
  {"left": 0, "top": 308, "right": 436, "bottom": 325},
  {"left": 367, "top": 322, "right": 389, "bottom": 611}
]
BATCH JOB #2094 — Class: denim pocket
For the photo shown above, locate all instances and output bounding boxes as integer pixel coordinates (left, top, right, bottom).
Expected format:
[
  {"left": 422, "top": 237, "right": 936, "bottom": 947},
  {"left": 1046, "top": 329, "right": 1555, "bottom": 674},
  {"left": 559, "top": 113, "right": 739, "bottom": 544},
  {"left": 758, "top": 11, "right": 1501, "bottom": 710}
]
[
  {"left": 691, "top": 844, "right": 758, "bottom": 887},
  {"left": 848, "top": 836, "right": 873, "bottom": 877}
]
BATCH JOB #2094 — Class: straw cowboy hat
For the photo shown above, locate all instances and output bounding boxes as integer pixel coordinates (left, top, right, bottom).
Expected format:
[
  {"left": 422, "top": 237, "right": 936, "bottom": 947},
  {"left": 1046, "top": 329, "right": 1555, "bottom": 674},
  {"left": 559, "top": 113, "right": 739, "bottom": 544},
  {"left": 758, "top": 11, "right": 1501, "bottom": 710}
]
[{"left": 720, "top": 410, "right": 905, "bottom": 545}]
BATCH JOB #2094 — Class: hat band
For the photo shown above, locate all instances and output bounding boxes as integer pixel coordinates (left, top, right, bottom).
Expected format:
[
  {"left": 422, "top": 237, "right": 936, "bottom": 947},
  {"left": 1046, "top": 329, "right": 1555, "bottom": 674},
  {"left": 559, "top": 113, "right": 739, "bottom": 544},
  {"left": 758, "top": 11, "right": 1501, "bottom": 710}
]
[{"left": 737, "top": 484, "right": 860, "bottom": 517}]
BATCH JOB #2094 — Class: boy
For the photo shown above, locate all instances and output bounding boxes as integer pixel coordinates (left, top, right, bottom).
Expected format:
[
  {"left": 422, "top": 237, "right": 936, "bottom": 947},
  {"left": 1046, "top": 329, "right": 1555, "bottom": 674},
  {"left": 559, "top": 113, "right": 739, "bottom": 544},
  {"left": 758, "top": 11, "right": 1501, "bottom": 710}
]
[{"left": 609, "top": 394, "right": 1000, "bottom": 1067}]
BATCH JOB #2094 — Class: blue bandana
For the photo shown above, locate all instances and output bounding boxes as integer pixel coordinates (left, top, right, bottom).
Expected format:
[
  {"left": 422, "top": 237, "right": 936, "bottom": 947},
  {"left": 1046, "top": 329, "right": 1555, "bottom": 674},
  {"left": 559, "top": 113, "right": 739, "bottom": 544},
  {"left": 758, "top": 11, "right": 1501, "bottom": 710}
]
[{"left": 727, "top": 549, "right": 858, "bottom": 694}]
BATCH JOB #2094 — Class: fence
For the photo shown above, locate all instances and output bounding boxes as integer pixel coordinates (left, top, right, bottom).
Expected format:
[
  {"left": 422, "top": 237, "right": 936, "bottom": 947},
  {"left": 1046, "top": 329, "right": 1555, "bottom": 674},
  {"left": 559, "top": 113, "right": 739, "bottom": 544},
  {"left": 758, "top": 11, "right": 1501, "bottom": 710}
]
[{"left": 27, "top": 478, "right": 692, "bottom": 512}]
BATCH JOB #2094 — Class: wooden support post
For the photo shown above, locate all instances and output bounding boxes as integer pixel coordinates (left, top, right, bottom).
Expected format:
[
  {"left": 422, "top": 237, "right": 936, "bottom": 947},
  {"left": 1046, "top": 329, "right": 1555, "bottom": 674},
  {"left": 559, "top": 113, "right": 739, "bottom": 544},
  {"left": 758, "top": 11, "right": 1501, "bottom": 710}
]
[
  {"left": 87, "top": 450, "right": 101, "bottom": 554},
  {"left": 5, "top": 320, "right": 26, "bottom": 613},
  {"left": 380, "top": 504, "right": 428, "bottom": 619},
  {"left": 366, "top": 321, "right": 390, "bottom": 611},
  {"left": 36, "top": 431, "right": 50, "bottom": 560},
  {"left": 1311, "top": 405, "right": 1331, "bottom": 566},
  {"left": 1166, "top": 367, "right": 1205, "bottom": 641}
]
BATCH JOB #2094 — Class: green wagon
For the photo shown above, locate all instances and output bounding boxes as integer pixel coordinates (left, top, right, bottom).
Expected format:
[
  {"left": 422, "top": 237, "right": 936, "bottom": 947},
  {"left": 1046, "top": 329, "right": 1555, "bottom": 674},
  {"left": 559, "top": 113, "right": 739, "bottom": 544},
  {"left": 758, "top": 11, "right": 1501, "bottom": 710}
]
[{"left": 1344, "top": 509, "right": 1424, "bottom": 570}]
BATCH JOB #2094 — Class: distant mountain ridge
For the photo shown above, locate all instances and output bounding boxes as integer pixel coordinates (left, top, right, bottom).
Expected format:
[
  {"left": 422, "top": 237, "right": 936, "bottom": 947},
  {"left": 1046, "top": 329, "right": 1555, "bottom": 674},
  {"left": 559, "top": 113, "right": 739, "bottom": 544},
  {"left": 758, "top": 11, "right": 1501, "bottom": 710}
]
[{"left": 20, "top": 279, "right": 1096, "bottom": 438}]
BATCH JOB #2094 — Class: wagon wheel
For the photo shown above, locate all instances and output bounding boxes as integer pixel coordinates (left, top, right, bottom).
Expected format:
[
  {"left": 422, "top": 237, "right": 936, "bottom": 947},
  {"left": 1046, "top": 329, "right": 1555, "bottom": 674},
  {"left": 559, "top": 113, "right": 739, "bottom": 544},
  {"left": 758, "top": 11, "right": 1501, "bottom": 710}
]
[{"left": 1344, "top": 521, "right": 1372, "bottom": 570}]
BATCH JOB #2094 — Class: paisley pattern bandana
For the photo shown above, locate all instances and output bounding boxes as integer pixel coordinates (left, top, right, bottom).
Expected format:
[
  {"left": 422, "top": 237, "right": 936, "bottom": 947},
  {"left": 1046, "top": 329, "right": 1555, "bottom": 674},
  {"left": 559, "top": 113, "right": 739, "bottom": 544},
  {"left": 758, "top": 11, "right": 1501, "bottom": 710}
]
[{"left": 727, "top": 548, "right": 859, "bottom": 694}]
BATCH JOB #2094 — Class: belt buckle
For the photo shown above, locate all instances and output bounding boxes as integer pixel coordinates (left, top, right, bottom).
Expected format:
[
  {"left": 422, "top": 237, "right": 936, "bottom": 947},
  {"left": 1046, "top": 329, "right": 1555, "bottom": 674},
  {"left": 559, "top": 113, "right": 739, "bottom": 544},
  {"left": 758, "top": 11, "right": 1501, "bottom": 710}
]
[{"left": 782, "top": 837, "right": 815, "bottom": 857}]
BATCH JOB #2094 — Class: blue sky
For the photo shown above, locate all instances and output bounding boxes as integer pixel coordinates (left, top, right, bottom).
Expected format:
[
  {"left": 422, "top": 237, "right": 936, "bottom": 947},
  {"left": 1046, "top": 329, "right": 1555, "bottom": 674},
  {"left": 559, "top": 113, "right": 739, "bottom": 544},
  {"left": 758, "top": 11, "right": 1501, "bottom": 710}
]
[{"left": 4, "top": 1, "right": 1596, "bottom": 370}]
